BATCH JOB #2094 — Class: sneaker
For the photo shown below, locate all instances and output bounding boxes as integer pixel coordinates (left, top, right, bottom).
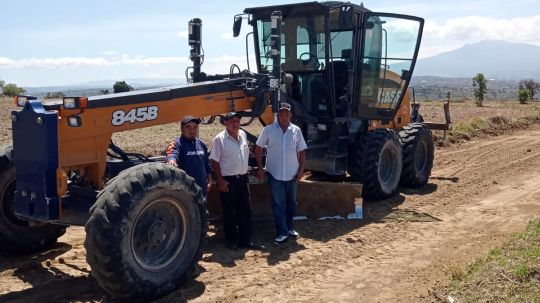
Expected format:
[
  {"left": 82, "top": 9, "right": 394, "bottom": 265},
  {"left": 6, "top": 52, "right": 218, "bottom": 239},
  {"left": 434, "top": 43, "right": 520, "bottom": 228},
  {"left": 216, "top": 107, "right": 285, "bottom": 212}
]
[
  {"left": 273, "top": 235, "right": 288, "bottom": 245},
  {"left": 288, "top": 230, "right": 300, "bottom": 238},
  {"left": 237, "top": 241, "right": 266, "bottom": 250}
]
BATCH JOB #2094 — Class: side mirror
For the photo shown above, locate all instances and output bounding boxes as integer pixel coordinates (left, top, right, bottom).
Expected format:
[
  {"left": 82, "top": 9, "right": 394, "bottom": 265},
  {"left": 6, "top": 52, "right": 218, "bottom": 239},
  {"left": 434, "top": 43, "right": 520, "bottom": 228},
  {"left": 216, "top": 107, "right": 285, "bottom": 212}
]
[
  {"left": 339, "top": 5, "right": 353, "bottom": 28},
  {"left": 233, "top": 15, "right": 242, "bottom": 37}
]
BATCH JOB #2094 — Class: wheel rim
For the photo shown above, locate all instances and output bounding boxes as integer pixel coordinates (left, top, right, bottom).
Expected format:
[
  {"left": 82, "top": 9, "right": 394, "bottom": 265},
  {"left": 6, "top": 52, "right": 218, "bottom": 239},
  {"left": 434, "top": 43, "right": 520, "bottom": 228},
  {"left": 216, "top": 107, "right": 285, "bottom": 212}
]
[
  {"left": 131, "top": 197, "right": 188, "bottom": 272},
  {"left": 414, "top": 141, "right": 428, "bottom": 173},
  {"left": 379, "top": 147, "right": 398, "bottom": 186}
]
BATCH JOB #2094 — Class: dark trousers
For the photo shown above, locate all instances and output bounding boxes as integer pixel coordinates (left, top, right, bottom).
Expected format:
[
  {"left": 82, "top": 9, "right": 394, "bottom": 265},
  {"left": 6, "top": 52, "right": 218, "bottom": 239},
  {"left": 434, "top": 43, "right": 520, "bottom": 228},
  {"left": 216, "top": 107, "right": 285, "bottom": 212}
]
[
  {"left": 219, "top": 174, "right": 252, "bottom": 245},
  {"left": 267, "top": 173, "right": 297, "bottom": 237}
]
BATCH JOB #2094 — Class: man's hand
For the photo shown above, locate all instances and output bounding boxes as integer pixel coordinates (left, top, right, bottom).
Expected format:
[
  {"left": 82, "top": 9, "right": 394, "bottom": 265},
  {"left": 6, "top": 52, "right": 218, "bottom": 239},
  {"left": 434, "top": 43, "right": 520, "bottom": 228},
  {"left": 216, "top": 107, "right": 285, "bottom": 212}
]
[
  {"left": 256, "top": 168, "right": 265, "bottom": 181},
  {"left": 207, "top": 175, "right": 212, "bottom": 193},
  {"left": 296, "top": 170, "right": 304, "bottom": 182},
  {"left": 167, "top": 159, "right": 178, "bottom": 167},
  {"left": 217, "top": 178, "right": 229, "bottom": 192}
]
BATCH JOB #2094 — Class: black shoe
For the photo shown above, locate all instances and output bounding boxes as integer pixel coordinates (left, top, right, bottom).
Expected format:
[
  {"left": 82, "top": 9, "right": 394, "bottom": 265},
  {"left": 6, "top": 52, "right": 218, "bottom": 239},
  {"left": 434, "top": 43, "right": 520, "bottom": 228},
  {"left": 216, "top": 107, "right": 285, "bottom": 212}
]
[{"left": 237, "top": 241, "right": 265, "bottom": 250}]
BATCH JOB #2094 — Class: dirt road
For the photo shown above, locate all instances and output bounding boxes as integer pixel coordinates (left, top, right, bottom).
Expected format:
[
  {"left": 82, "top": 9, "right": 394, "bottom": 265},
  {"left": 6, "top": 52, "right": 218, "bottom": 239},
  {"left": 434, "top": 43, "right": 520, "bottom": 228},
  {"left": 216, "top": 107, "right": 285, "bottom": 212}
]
[{"left": 1, "top": 126, "right": 540, "bottom": 303}]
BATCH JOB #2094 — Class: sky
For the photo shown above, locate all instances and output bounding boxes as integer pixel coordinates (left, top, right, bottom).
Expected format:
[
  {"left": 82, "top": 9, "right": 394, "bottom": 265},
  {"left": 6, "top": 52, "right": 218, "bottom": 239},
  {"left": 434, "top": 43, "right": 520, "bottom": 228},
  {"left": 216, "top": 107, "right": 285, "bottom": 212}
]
[{"left": 1, "top": 0, "right": 539, "bottom": 87}]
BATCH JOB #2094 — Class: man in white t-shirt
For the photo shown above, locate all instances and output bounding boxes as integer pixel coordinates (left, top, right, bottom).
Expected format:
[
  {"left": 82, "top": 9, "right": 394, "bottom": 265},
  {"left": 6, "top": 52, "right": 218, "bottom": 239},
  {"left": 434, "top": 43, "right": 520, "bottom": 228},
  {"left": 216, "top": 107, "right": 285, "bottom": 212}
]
[
  {"left": 255, "top": 102, "right": 307, "bottom": 245},
  {"left": 210, "top": 112, "right": 264, "bottom": 250}
]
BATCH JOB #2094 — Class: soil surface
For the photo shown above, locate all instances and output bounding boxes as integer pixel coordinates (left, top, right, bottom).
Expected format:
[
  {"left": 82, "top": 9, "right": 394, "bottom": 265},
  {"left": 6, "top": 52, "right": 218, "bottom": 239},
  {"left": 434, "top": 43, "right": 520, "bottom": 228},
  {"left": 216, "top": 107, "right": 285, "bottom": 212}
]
[{"left": 1, "top": 123, "right": 540, "bottom": 302}]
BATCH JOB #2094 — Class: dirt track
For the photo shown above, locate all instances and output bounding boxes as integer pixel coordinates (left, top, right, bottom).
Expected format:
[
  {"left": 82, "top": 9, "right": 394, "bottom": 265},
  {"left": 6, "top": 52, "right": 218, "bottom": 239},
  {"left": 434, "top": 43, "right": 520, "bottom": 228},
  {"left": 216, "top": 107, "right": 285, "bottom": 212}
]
[{"left": 1, "top": 126, "right": 540, "bottom": 303}]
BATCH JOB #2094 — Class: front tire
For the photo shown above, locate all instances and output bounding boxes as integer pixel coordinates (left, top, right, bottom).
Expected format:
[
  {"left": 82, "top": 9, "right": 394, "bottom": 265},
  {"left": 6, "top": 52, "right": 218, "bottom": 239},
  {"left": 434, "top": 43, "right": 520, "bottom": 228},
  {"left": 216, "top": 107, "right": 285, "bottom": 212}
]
[
  {"left": 84, "top": 162, "right": 206, "bottom": 302},
  {"left": 399, "top": 123, "right": 434, "bottom": 187},
  {"left": 0, "top": 145, "right": 66, "bottom": 256},
  {"left": 350, "top": 129, "right": 403, "bottom": 200}
]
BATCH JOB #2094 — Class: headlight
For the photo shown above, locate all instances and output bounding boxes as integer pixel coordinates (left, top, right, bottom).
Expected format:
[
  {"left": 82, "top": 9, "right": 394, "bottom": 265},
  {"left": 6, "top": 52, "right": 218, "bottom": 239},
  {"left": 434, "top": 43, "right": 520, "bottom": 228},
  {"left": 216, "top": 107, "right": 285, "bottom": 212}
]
[
  {"left": 67, "top": 115, "right": 82, "bottom": 127},
  {"left": 63, "top": 97, "right": 77, "bottom": 109},
  {"left": 63, "top": 97, "right": 88, "bottom": 109},
  {"left": 14, "top": 95, "right": 37, "bottom": 107}
]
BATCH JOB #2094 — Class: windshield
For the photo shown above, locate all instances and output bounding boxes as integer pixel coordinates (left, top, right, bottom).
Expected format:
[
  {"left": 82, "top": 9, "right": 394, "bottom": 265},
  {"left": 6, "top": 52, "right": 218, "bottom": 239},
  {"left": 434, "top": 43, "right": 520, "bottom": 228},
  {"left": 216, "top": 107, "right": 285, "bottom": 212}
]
[{"left": 256, "top": 15, "right": 326, "bottom": 73}]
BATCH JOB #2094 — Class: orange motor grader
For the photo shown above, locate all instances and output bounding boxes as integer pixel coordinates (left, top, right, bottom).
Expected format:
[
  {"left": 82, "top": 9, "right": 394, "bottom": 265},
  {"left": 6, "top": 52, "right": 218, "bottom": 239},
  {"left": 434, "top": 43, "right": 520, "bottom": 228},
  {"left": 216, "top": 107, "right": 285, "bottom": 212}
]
[{"left": 0, "top": 2, "right": 450, "bottom": 301}]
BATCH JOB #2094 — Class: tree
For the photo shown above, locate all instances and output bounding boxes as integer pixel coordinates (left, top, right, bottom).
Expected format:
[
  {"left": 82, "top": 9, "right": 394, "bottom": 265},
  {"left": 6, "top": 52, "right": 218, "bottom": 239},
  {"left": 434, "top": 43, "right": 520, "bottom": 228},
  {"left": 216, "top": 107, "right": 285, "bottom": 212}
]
[
  {"left": 518, "top": 88, "right": 529, "bottom": 104},
  {"left": 45, "top": 92, "right": 65, "bottom": 99},
  {"left": 519, "top": 79, "right": 540, "bottom": 101},
  {"left": 113, "top": 81, "right": 133, "bottom": 93},
  {"left": 0, "top": 79, "right": 5, "bottom": 89},
  {"left": 2, "top": 83, "right": 26, "bottom": 97},
  {"left": 472, "top": 73, "right": 487, "bottom": 107},
  {"left": 99, "top": 89, "right": 110, "bottom": 95}
]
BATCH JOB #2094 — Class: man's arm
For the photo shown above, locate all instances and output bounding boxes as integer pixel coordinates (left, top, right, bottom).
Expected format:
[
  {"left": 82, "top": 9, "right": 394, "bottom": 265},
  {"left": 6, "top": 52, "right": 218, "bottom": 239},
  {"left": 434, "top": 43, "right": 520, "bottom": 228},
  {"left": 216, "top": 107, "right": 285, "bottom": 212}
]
[
  {"left": 296, "top": 128, "right": 308, "bottom": 181},
  {"left": 210, "top": 159, "right": 228, "bottom": 192},
  {"left": 166, "top": 139, "right": 180, "bottom": 166},
  {"left": 255, "top": 145, "right": 265, "bottom": 180},
  {"left": 203, "top": 142, "right": 212, "bottom": 193},
  {"left": 255, "top": 127, "right": 268, "bottom": 180},
  {"left": 207, "top": 174, "right": 212, "bottom": 193},
  {"left": 209, "top": 137, "right": 228, "bottom": 192},
  {"left": 296, "top": 150, "right": 305, "bottom": 181}
]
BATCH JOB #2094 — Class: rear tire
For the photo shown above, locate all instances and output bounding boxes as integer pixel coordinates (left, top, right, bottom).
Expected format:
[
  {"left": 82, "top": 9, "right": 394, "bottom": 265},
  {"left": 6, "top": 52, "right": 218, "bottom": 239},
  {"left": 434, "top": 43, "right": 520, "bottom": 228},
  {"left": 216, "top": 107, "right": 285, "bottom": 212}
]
[
  {"left": 0, "top": 145, "right": 66, "bottom": 256},
  {"left": 84, "top": 162, "right": 206, "bottom": 302},
  {"left": 399, "top": 123, "right": 434, "bottom": 187},
  {"left": 350, "top": 129, "right": 402, "bottom": 200}
]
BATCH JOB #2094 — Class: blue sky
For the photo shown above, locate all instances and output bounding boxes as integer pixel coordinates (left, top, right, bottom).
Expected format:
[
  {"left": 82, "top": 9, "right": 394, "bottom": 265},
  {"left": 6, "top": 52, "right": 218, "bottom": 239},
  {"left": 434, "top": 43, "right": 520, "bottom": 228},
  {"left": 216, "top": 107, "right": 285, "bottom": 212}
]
[{"left": 1, "top": 0, "right": 539, "bottom": 86}]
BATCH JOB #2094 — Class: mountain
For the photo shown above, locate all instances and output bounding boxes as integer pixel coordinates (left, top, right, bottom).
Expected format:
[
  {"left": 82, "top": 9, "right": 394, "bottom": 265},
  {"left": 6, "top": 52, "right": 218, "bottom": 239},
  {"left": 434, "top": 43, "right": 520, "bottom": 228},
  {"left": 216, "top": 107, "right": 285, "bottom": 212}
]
[{"left": 412, "top": 40, "right": 540, "bottom": 80}]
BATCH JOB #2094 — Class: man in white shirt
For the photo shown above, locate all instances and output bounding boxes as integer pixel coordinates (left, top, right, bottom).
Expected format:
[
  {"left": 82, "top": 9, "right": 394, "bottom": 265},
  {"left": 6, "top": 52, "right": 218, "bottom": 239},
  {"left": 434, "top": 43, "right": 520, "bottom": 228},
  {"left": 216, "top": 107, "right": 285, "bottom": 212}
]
[
  {"left": 255, "top": 102, "right": 307, "bottom": 245},
  {"left": 210, "top": 112, "right": 264, "bottom": 250}
]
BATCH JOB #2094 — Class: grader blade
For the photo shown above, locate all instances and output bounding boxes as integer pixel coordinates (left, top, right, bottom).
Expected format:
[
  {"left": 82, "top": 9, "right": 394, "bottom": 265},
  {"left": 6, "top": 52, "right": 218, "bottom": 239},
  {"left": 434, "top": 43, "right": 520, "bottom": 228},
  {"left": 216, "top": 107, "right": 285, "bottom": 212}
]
[{"left": 207, "top": 178, "right": 363, "bottom": 220}]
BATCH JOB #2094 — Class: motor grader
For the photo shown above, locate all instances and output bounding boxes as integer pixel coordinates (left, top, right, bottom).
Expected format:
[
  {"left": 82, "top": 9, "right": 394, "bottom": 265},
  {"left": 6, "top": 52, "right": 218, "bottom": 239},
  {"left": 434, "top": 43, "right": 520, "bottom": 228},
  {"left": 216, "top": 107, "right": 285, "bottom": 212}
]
[{"left": 0, "top": 1, "right": 450, "bottom": 301}]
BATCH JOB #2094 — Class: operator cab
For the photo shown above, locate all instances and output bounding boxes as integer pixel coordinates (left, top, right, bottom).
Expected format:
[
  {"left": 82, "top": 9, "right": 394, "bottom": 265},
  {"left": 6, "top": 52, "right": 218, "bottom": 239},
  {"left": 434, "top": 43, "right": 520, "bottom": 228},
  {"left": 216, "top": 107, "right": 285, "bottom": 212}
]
[
  {"left": 244, "top": 2, "right": 423, "bottom": 122},
  {"left": 239, "top": 1, "right": 424, "bottom": 175}
]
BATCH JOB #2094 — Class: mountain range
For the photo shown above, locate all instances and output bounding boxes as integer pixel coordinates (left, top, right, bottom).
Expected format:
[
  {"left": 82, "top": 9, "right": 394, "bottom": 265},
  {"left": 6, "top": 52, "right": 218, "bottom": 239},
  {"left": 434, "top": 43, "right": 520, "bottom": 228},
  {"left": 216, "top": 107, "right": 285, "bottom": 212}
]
[{"left": 413, "top": 40, "right": 540, "bottom": 79}]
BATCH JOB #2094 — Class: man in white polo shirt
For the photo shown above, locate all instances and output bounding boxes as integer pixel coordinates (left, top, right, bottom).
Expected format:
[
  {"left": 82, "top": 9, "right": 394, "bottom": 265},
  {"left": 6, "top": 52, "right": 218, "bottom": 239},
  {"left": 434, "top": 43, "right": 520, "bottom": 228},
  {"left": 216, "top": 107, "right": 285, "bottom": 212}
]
[
  {"left": 255, "top": 102, "right": 307, "bottom": 245},
  {"left": 210, "top": 112, "right": 264, "bottom": 250}
]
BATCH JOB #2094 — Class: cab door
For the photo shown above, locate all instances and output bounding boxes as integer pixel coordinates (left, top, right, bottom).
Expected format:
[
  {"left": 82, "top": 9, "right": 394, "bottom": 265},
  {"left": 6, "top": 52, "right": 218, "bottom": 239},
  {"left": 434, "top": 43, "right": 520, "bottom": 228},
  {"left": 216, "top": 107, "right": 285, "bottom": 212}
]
[{"left": 354, "top": 13, "right": 424, "bottom": 121}]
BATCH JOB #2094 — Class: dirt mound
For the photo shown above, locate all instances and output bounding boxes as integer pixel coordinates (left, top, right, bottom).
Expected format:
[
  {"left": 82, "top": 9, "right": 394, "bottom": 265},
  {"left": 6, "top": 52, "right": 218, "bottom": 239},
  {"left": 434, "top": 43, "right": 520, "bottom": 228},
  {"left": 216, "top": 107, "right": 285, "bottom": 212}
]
[{"left": 434, "top": 114, "right": 540, "bottom": 146}]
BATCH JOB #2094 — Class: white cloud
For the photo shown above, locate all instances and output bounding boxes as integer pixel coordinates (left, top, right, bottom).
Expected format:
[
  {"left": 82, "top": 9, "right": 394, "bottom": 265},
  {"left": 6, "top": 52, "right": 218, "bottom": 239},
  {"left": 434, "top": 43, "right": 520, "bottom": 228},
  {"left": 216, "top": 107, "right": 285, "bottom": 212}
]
[
  {"left": 0, "top": 54, "right": 255, "bottom": 74},
  {"left": 423, "top": 15, "right": 540, "bottom": 56},
  {"left": 0, "top": 55, "right": 191, "bottom": 69}
]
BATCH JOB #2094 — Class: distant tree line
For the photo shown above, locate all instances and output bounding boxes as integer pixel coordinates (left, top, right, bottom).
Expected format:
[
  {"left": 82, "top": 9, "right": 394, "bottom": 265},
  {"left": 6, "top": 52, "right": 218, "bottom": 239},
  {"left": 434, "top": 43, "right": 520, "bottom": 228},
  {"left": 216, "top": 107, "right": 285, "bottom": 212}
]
[
  {"left": 412, "top": 76, "right": 539, "bottom": 103},
  {"left": 45, "top": 92, "right": 65, "bottom": 99},
  {"left": 0, "top": 79, "right": 26, "bottom": 97}
]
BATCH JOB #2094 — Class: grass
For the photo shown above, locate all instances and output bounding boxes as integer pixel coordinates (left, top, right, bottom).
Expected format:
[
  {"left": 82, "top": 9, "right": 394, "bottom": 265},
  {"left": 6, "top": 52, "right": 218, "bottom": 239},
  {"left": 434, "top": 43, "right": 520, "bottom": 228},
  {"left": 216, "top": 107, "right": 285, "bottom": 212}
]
[
  {"left": 434, "top": 219, "right": 540, "bottom": 303},
  {"left": 453, "top": 117, "right": 491, "bottom": 134}
]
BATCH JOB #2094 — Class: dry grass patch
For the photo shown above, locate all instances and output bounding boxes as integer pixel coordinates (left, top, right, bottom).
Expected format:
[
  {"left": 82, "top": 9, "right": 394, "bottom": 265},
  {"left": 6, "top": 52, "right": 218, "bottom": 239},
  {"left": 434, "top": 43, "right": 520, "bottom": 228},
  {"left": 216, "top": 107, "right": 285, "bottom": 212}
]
[{"left": 431, "top": 219, "right": 540, "bottom": 303}]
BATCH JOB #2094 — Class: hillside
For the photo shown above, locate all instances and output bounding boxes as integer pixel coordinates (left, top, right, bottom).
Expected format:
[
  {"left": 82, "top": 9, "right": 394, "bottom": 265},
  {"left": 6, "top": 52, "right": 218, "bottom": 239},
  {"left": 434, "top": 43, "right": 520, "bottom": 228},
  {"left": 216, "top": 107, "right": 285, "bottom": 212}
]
[{"left": 413, "top": 40, "right": 540, "bottom": 79}]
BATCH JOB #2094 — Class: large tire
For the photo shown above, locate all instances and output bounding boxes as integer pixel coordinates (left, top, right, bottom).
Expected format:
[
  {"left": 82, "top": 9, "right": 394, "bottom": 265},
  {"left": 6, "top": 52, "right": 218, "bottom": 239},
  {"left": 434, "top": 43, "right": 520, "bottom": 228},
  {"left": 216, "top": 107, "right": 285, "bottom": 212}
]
[
  {"left": 399, "top": 123, "right": 434, "bottom": 187},
  {"left": 349, "top": 129, "right": 403, "bottom": 200},
  {"left": 0, "top": 145, "right": 66, "bottom": 256},
  {"left": 84, "top": 162, "right": 207, "bottom": 302}
]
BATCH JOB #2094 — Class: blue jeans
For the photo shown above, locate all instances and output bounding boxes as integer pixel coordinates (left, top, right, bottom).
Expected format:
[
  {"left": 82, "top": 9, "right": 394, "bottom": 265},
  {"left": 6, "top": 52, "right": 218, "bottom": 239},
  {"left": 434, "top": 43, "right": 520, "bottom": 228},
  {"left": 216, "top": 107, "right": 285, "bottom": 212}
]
[{"left": 267, "top": 173, "right": 297, "bottom": 237}]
